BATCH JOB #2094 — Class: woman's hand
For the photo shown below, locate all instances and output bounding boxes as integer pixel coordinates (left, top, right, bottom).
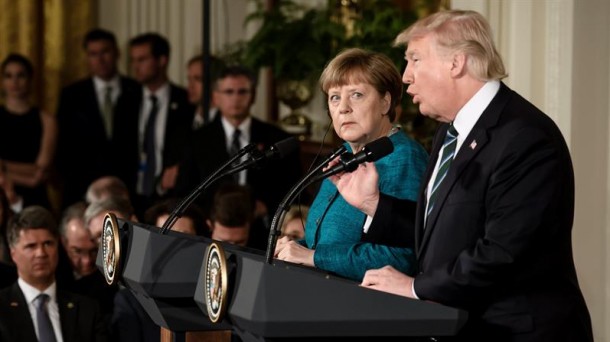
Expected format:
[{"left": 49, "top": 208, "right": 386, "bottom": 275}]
[{"left": 274, "top": 236, "right": 314, "bottom": 266}]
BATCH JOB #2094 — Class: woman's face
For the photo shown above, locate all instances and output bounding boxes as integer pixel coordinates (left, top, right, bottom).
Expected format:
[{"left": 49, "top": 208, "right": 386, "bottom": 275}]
[
  {"left": 2, "top": 62, "right": 31, "bottom": 99},
  {"left": 327, "top": 81, "right": 391, "bottom": 149}
]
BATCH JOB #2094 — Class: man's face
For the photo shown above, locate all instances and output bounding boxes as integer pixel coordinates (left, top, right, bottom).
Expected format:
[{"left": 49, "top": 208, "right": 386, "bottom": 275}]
[
  {"left": 62, "top": 219, "right": 98, "bottom": 277},
  {"left": 403, "top": 34, "right": 456, "bottom": 123},
  {"left": 87, "top": 213, "right": 107, "bottom": 245},
  {"left": 213, "top": 76, "right": 253, "bottom": 122},
  {"left": 187, "top": 61, "right": 203, "bottom": 105},
  {"left": 86, "top": 40, "right": 119, "bottom": 80},
  {"left": 210, "top": 221, "right": 249, "bottom": 247},
  {"left": 10, "top": 228, "right": 58, "bottom": 288},
  {"left": 130, "top": 44, "right": 165, "bottom": 85}
]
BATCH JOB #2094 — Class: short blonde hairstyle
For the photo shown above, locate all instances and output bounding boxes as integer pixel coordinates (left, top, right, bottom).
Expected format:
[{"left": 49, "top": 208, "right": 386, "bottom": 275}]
[
  {"left": 319, "top": 48, "right": 402, "bottom": 122},
  {"left": 394, "top": 10, "right": 507, "bottom": 81}
]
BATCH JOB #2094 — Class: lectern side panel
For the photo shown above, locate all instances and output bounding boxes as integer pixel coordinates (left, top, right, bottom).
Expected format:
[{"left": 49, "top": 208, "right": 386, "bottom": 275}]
[{"left": 122, "top": 223, "right": 207, "bottom": 297}]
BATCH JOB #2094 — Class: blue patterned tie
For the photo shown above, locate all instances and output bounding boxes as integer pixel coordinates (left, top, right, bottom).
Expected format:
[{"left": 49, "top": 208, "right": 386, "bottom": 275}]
[
  {"left": 427, "top": 124, "right": 458, "bottom": 218},
  {"left": 34, "top": 294, "right": 57, "bottom": 342}
]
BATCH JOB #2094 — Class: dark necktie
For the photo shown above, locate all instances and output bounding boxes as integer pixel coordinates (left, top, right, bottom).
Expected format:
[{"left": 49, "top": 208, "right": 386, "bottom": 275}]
[
  {"left": 143, "top": 95, "right": 158, "bottom": 196},
  {"left": 230, "top": 129, "right": 241, "bottom": 182},
  {"left": 102, "top": 86, "right": 113, "bottom": 139},
  {"left": 427, "top": 124, "right": 459, "bottom": 218},
  {"left": 34, "top": 294, "right": 57, "bottom": 342}
]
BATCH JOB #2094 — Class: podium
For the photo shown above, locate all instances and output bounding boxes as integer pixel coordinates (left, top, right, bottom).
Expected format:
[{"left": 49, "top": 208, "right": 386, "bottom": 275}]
[{"left": 97, "top": 216, "right": 467, "bottom": 341}]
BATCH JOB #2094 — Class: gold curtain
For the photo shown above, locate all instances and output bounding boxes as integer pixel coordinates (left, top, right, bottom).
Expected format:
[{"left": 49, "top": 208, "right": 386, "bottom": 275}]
[{"left": 0, "top": 0, "right": 96, "bottom": 115}]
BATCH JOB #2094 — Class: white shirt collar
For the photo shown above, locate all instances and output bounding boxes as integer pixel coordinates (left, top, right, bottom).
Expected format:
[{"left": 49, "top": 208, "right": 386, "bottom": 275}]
[
  {"left": 143, "top": 82, "right": 170, "bottom": 104},
  {"left": 18, "top": 278, "right": 57, "bottom": 304},
  {"left": 93, "top": 75, "right": 120, "bottom": 94},
  {"left": 221, "top": 115, "right": 252, "bottom": 144},
  {"left": 452, "top": 80, "right": 500, "bottom": 152}
]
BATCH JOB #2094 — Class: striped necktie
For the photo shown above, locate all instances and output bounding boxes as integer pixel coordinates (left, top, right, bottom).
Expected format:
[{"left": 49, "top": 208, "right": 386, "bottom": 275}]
[{"left": 427, "top": 124, "right": 458, "bottom": 218}]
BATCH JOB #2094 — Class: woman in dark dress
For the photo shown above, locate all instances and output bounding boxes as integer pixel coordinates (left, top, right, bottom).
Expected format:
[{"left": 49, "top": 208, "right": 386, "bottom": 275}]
[{"left": 0, "top": 53, "right": 56, "bottom": 209}]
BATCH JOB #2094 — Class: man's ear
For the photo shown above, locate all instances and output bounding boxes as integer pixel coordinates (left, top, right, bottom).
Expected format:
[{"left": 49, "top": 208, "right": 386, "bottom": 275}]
[
  {"left": 450, "top": 52, "right": 467, "bottom": 78},
  {"left": 206, "top": 219, "right": 214, "bottom": 232}
]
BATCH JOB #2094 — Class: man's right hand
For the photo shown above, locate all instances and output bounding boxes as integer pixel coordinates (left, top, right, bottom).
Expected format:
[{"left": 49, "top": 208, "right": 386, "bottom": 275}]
[{"left": 329, "top": 162, "right": 381, "bottom": 217}]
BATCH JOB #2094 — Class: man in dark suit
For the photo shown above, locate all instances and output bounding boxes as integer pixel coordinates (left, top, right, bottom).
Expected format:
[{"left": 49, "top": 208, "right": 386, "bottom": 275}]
[
  {"left": 334, "top": 10, "right": 592, "bottom": 342},
  {"left": 128, "top": 33, "right": 194, "bottom": 213},
  {"left": 0, "top": 206, "right": 107, "bottom": 341},
  {"left": 57, "top": 28, "right": 140, "bottom": 209},
  {"left": 176, "top": 66, "right": 301, "bottom": 249}
]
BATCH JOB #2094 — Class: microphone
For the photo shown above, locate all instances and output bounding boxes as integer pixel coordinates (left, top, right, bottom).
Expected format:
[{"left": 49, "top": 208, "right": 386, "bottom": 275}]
[
  {"left": 312, "top": 136, "right": 394, "bottom": 182},
  {"left": 224, "top": 137, "right": 299, "bottom": 174}
]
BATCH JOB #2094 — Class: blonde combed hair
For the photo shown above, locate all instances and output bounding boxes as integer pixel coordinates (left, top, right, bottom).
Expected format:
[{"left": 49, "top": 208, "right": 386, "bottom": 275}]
[{"left": 394, "top": 10, "right": 507, "bottom": 81}]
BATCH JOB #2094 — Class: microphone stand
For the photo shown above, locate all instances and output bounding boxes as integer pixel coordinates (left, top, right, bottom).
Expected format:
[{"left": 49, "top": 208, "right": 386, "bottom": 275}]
[
  {"left": 161, "top": 143, "right": 256, "bottom": 234},
  {"left": 264, "top": 145, "right": 347, "bottom": 264}
]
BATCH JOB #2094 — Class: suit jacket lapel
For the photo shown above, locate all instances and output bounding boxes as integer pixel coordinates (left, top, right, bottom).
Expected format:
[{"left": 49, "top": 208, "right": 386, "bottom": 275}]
[
  {"left": 2, "top": 284, "right": 38, "bottom": 341},
  {"left": 58, "top": 292, "right": 78, "bottom": 342},
  {"left": 417, "top": 83, "right": 513, "bottom": 258}
]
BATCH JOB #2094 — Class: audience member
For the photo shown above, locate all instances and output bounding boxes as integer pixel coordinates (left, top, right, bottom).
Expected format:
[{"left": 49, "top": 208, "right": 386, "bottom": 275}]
[
  {"left": 336, "top": 10, "right": 593, "bottom": 341},
  {"left": 56, "top": 28, "right": 141, "bottom": 209},
  {"left": 85, "top": 176, "right": 130, "bottom": 204},
  {"left": 0, "top": 206, "right": 108, "bottom": 341},
  {"left": 186, "top": 54, "right": 225, "bottom": 129},
  {"left": 176, "top": 65, "right": 302, "bottom": 243},
  {"left": 84, "top": 196, "right": 136, "bottom": 244},
  {"left": 207, "top": 184, "right": 255, "bottom": 247},
  {"left": 58, "top": 201, "right": 117, "bottom": 325},
  {"left": 143, "top": 198, "right": 206, "bottom": 236},
  {"left": 274, "top": 48, "right": 427, "bottom": 281},
  {"left": 280, "top": 205, "right": 308, "bottom": 241},
  {"left": 0, "top": 183, "right": 15, "bottom": 263},
  {"left": 129, "top": 33, "right": 194, "bottom": 212},
  {"left": 0, "top": 53, "right": 56, "bottom": 209}
]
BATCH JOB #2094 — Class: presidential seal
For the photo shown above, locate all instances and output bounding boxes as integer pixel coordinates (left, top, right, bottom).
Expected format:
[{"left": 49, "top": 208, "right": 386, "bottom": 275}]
[
  {"left": 203, "top": 242, "right": 228, "bottom": 323},
  {"left": 102, "top": 213, "right": 121, "bottom": 285}
]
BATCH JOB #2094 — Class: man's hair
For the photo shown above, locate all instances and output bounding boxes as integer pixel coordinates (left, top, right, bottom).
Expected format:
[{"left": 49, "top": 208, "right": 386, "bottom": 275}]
[
  {"left": 214, "top": 65, "right": 258, "bottom": 91},
  {"left": 129, "top": 32, "right": 170, "bottom": 59},
  {"left": 209, "top": 184, "right": 254, "bottom": 227},
  {"left": 144, "top": 198, "right": 207, "bottom": 236},
  {"left": 7, "top": 206, "right": 58, "bottom": 247},
  {"left": 83, "top": 28, "right": 118, "bottom": 50},
  {"left": 84, "top": 196, "right": 134, "bottom": 229},
  {"left": 188, "top": 54, "right": 226, "bottom": 85},
  {"left": 394, "top": 10, "right": 507, "bottom": 81},
  {"left": 1, "top": 53, "right": 34, "bottom": 79},
  {"left": 319, "top": 48, "right": 402, "bottom": 122},
  {"left": 59, "top": 202, "right": 87, "bottom": 237},
  {"left": 85, "top": 176, "right": 130, "bottom": 204}
]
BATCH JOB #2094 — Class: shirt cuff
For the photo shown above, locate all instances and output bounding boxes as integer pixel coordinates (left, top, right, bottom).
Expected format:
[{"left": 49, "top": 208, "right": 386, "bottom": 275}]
[
  {"left": 411, "top": 279, "right": 419, "bottom": 299},
  {"left": 362, "top": 215, "right": 373, "bottom": 233}
]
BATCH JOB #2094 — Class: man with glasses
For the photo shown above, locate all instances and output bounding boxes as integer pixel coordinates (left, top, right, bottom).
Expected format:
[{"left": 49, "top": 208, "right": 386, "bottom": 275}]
[{"left": 176, "top": 66, "right": 302, "bottom": 250}]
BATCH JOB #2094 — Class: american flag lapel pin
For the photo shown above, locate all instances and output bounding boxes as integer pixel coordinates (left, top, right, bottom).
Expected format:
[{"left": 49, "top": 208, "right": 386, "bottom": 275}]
[{"left": 469, "top": 140, "right": 477, "bottom": 150}]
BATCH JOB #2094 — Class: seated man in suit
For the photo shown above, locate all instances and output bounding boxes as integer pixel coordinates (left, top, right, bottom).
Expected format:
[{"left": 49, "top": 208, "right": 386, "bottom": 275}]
[
  {"left": 129, "top": 33, "right": 194, "bottom": 214},
  {"left": 0, "top": 205, "right": 107, "bottom": 341},
  {"left": 176, "top": 65, "right": 302, "bottom": 244},
  {"left": 56, "top": 28, "right": 140, "bottom": 209},
  {"left": 207, "top": 184, "right": 255, "bottom": 247}
]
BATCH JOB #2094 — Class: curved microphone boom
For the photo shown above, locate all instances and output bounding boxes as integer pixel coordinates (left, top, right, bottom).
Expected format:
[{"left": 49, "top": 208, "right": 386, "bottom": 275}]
[
  {"left": 160, "top": 143, "right": 256, "bottom": 234},
  {"left": 264, "top": 136, "right": 394, "bottom": 263}
]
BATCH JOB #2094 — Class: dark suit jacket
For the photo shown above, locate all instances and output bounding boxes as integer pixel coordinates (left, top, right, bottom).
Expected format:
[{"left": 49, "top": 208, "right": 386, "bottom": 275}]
[
  {"left": 369, "top": 83, "right": 592, "bottom": 341},
  {"left": 0, "top": 282, "right": 108, "bottom": 342},
  {"left": 111, "top": 288, "right": 159, "bottom": 342},
  {"left": 56, "top": 76, "right": 140, "bottom": 207},
  {"left": 176, "top": 115, "right": 302, "bottom": 221}
]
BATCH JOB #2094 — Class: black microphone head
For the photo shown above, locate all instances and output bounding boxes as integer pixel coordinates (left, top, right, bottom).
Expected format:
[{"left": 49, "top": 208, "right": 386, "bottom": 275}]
[
  {"left": 363, "top": 136, "right": 394, "bottom": 162},
  {"left": 272, "top": 137, "right": 299, "bottom": 158}
]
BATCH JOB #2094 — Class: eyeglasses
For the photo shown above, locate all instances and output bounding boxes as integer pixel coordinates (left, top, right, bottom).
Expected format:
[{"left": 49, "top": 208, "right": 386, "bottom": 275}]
[{"left": 217, "top": 88, "right": 251, "bottom": 96}]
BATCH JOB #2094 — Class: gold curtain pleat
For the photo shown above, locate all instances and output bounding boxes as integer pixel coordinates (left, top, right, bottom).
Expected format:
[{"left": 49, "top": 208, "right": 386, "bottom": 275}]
[{"left": 0, "top": 0, "right": 96, "bottom": 115}]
